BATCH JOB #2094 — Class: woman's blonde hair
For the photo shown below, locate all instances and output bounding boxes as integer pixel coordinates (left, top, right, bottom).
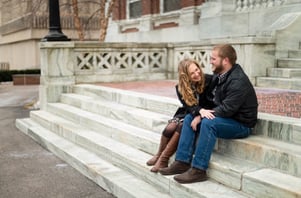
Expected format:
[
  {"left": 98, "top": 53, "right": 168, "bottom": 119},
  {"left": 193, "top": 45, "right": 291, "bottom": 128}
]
[{"left": 178, "top": 59, "right": 205, "bottom": 106}]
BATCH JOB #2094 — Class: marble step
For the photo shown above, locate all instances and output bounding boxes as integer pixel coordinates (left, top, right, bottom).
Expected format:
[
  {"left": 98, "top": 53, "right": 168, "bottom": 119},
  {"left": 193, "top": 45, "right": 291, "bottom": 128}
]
[
  {"left": 61, "top": 92, "right": 301, "bottom": 147},
  {"left": 46, "top": 102, "right": 160, "bottom": 155},
  {"left": 255, "top": 113, "right": 301, "bottom": 145},
  {"left": 25, "top": 110, "right": 249, "bottom": 198},
  {"left": 29, "top": 109, "right": 259, "bottom": 191},
  {"left": 60, "top": 93, "right": 169, "bottom": 133},
  {"left": 255, "top": 77, "right": 301, "bottom": 90},
  {"left": 67, "top": 86, "right": 301, "bottom": 146},
  {"left": 29, "top": 107, "right": 301, "bottom": 197},
  {"left": 242, "top": 168, "right": 301, "bottom": 198},
  {"left": 288, "top": 50, "right": 301, "bottom": 58},
  {"left": 15, "top": 118, "right": 172, "bottom": 198},
  {"left": 218, "top": 135, "right": 301, "bottom": 177},
  {"left": 72, "top": 84, "right": 180, "bottom": 115},
  {"left": 46, "top": 100, "right": 301, "bottom": 178},
  {"left": 277, "top": 58, "right": 301, "bottom": 68},
  {"left": 267, "top": 68, "right": 301, "bottom": 78}
]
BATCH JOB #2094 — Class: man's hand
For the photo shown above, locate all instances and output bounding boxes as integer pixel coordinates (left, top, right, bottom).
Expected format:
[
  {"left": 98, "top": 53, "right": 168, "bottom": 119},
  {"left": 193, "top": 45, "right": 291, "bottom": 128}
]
[
  {"left": 191, "top": 115, "right": 201, "bottom": 131},
  {"left": 199, "top": 108, "right": 215, "bottom": 119}
]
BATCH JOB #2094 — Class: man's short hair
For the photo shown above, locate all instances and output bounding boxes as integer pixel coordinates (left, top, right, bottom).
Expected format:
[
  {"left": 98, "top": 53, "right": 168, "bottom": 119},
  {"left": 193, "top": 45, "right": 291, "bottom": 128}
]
[{"left": 213, "top": 44, "right": 237, "bottom": 65}]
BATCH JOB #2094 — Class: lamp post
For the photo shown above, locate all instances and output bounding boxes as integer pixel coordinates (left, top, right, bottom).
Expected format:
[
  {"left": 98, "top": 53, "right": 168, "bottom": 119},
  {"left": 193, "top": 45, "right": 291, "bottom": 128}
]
[{"left": 42, "top": 0, "right": 70, "bottom": 41}]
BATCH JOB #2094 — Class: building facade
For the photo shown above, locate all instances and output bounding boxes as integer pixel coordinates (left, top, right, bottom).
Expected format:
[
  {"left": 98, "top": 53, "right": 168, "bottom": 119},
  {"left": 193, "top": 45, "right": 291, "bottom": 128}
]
[{"left": 1, "top": 0, "right": 301, "bottom": 71}]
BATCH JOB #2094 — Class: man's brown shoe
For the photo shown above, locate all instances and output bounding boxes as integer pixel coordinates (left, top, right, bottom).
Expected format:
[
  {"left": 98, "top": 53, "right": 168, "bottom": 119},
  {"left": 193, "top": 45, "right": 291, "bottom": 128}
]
[
  {"left": 158, "top": 161, "right": 190, "bottom": 175},
  {"left": 174, "top": 167, "right": 207, "bottom": 184}
]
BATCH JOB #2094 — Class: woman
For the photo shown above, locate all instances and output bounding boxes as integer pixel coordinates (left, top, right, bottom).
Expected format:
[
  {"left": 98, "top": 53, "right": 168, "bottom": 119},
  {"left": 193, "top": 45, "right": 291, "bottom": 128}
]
[{"left": 146, "top": 58, "right": 212, "bottom": 172}]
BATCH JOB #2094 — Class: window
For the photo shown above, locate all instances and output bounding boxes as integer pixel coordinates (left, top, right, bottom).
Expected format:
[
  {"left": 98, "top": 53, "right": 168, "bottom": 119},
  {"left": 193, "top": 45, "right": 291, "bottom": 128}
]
[
  {"left": 162, "top": 0, "right": 181, "bottom": 13},
  {"left": 128, "top": 0, "right": 142, "bottom": 19}
]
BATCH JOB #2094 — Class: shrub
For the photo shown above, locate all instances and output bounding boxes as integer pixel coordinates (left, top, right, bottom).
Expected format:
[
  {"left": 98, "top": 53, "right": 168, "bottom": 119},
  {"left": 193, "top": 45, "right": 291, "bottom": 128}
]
[{"left": 0, "top": 69, "right": 40, "bottom": 82}]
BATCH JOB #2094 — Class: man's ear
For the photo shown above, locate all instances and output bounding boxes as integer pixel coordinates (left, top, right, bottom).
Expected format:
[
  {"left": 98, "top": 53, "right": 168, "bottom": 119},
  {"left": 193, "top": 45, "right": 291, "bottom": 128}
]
[{"left": 223, "top": 57, "right": 230, "bottom": 65}]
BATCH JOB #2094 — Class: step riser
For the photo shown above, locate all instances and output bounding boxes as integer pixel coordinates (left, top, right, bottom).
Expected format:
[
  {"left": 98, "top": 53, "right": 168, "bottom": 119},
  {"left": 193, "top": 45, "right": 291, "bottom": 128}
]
[
  {"left": 73, "top": 85, "right": 180, "bottom": 115},
  {"left": 217, "top": 139, "right": 301, "bottom": 177},
  {"left": 256, "top": 77, "right": 301, "bottom": 90},
  {"left": 267, "top": 68, "right": 301, "bottom": 78},
  {"left": 60, "top": 94, "right": 168, "bottom": 133},
  {"left": 288, "top": 50, "right": 301, "bottom": 58},
  {"left": 277, "top": 60, "right": 301, "bottom": 68},
  {"left": 254, "top": 118, "right": 301, "bottom": 145},
  {"left": 242, "top": 169, "right": 301, "bottom": 198}
]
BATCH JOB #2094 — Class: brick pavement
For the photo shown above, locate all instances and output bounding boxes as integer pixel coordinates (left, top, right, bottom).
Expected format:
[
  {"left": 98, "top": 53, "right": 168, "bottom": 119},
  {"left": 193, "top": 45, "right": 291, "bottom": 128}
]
[{"left": 98, "top": 80, "right": 301, "bottom": 119}]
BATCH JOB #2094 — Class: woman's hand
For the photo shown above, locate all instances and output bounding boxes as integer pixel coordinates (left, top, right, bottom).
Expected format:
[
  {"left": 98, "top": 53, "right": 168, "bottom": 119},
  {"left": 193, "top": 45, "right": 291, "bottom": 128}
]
[
  {"left": 199, "top": 108, "right": 215, "bottom": 119},
  {"left": 191, "top": 115, "right": 201, "bottom": 131}
]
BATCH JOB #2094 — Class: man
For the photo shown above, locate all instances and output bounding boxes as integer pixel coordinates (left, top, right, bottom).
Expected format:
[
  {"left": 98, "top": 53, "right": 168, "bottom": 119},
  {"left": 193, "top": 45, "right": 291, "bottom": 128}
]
[{"left": 159, "top": 44, "right": 258, "bottom": 184}]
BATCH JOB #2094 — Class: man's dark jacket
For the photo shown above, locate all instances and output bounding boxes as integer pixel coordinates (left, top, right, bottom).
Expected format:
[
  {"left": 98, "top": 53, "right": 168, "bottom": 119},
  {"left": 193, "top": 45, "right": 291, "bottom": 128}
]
[{"left": 209, "top": 64, "right": 258, "bottom": 128}]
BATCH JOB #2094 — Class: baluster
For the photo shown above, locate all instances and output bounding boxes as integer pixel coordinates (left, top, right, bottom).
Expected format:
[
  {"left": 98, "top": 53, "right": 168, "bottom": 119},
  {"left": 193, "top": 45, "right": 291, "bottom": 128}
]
[
  {"left": 274, "top": 0, "right": 283, "bottom": 5},
  {"left": 254, "top": 0, "right": 261, "bottom": 8},
  {"left": 236, "top": 0, "right": 242, "bottom": 12},
  {"left": 242, "top": 0, "right": 249, "bottom": 11},
  {"left": 262, "top": 0, "right": 268, "bottom": 7},
  {"left": 236, "top": 0, "right": 243, "bottom": 11},
  {"left": 267, "top": 0, "right": 274, "bottom": 7},
  {"left": 249, "top": 0, "right": 254, "bottom": 9}
]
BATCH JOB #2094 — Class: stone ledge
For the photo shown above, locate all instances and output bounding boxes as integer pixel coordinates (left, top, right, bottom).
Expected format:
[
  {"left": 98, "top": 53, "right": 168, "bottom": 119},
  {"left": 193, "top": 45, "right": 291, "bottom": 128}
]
[{"left": 13, "top": 74, "right": 40, "bottom": 85}]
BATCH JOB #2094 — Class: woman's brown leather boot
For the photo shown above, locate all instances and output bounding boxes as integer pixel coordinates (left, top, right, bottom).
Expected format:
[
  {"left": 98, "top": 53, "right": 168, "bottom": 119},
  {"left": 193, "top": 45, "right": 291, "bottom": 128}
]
[
  {"left": 151, "top": 132, "right": 180, "bottom": 172},
  {"left": 146, "top": 135, "right": 170, "bottom": 166}
]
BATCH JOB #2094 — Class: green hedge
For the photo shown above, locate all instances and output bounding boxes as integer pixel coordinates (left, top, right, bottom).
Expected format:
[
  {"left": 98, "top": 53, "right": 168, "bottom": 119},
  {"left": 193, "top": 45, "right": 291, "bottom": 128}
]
[{"left": 0, "top": 69, "right": 40, "bottom": 82}]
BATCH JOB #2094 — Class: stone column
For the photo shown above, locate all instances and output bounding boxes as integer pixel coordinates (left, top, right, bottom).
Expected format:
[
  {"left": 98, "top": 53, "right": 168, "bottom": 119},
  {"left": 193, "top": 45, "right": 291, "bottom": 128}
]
[{"left": 39, "top": 42, "right": 75, "bottom": 110}]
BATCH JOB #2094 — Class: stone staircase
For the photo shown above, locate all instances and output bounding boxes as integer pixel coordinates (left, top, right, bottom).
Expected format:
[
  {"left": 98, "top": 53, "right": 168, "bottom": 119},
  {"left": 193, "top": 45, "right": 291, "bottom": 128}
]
[
  {"left": 15, "top": 84, "right": 301, "bottom": 198},
  {"left": 256, "top": 45, "right": 301, "bottom": 90}
]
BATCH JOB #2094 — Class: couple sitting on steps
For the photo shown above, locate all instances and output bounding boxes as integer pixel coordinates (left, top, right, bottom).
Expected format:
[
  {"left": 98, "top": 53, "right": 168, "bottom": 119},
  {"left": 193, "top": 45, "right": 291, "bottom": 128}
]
[{"left": 146, "top": 44, "right": 258, "bottom": 184}]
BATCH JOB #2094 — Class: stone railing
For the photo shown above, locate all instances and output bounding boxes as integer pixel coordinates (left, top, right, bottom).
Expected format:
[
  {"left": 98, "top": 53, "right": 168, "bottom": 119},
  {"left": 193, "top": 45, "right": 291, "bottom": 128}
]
[
  {"left": 39, "top": 38, "right": 275, "bottom": 109},
  {"left": 235, "top": 0, "right": 286, "bottom": 11}
]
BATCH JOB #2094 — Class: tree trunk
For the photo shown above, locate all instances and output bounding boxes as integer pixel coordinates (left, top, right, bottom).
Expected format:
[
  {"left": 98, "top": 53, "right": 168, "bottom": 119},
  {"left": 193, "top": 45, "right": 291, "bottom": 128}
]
[
  {"left": 99, "top": 0, "right": 116, "bottom": 42},
  {"left": 72, "top": 0, "right": 85, "bottom": 40}
]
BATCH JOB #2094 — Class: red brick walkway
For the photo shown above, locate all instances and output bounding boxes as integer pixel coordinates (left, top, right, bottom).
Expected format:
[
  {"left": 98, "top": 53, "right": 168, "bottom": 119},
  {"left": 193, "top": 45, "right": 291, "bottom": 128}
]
[{"left": 98, "top": 80, "right": 301, "bottom": 119}]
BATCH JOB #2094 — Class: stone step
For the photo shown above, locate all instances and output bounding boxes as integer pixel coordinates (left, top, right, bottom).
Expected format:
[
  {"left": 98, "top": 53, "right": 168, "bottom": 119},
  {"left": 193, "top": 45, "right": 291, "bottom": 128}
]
[
  {"left": 60, "top": 93, "right": 169, "bottom": 133},
  {"left": 29, "top": 109, "right": 258, "bottom": 191},
  {"left": 218, "top": 135, "right": 301, "bottom": 177},
  {"left": 72, "top": 84, "right": 180, "bottom": 115},
  {"left": 24, "top": 110, "right": 250, "bottom": 198},
  {"left": 288, "top": 50, "right": 301, "bottom": 58},
  {"left": 255, "top": 77, "right": 301, "bottom": 90},
  {"left": 45, "top": 102, "right": 160, "bottom": 155},
  {"left": 255, "top": 113, "right": 301, "bottom": 145},
  {"left": 242, "top": 168, "right": 301, "bottom": 198},
  {"left": 45, "top": 101, "right": 301, "bottom": 178},
  {"left": 30, "top": 105, "right": 301, "bottom": 196},
  {"left": 267, "top": 68, "right": 301, "bottom": 78},
  {"left": 277, "top": 58, "right": 301, "bottom": 68},
  {"left": 15, "top": 118, "right": 172, "bottom": 198},
  {"left": 64, "top": 87, "right": 301, "bottom": 146},
  {"left": 58, "top": 87, "right": 295, "bottom": 177}
]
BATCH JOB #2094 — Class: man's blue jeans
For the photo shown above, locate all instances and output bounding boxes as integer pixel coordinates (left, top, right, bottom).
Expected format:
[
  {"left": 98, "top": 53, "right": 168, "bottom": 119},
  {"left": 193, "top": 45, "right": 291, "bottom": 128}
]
[{"left": 175, "top": 114, "right": 252, "bottom": 170}]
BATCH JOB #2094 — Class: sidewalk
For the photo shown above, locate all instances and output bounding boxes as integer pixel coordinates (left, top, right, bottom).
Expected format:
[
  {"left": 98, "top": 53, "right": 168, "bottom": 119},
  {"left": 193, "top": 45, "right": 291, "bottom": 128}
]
[{"left": 0, "top": 84, "right": 114, "bottom": 198}]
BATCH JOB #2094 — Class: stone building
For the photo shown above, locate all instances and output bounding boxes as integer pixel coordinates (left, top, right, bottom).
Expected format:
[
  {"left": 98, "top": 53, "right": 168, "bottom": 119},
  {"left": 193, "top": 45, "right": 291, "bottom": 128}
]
[{"left": 1, "top": 0, "right": 301, "bottom": 75}]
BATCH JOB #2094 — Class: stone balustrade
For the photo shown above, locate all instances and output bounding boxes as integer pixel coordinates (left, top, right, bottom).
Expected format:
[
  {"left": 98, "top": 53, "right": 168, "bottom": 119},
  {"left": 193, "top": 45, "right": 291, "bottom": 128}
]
[
  {"left": 235, "top": 0, "right": 286, "bottom": 12},
  {"left": 39, "top": 37, "right": 275, "bottom": 110}
]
